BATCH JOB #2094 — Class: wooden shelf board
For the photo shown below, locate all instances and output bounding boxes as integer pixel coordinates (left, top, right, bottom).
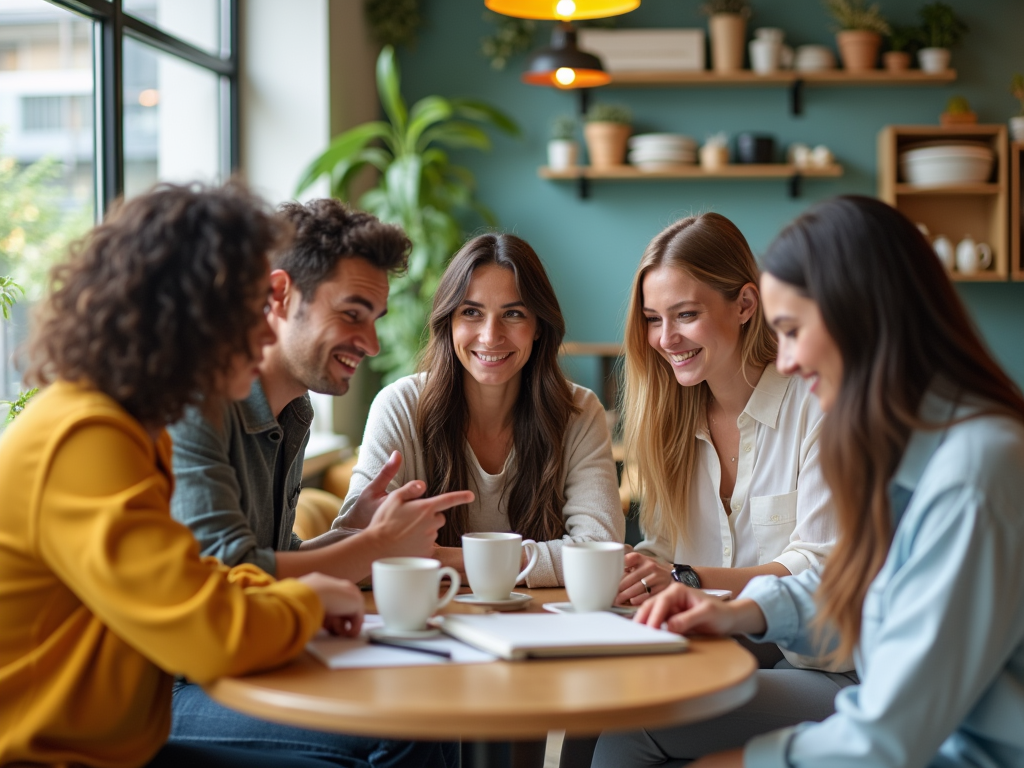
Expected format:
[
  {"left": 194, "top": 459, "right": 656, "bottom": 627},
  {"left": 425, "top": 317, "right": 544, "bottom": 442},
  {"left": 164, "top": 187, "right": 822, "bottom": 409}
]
[
  {"left": 539, "top": 164, "right": 843, "bottom": 180},
  {"left": 894, "top": 183, "right": 1002, "bottom": 195},
  {"left": 607, "top": 69, "right": 956, "bottom": 87}
]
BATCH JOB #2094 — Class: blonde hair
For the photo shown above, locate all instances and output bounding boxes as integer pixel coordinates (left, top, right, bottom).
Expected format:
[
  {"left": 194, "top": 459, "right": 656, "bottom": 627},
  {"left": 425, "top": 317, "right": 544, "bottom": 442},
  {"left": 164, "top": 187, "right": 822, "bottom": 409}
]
[{"left": 621, "top": 213, "right": 777, "bottom": 547}]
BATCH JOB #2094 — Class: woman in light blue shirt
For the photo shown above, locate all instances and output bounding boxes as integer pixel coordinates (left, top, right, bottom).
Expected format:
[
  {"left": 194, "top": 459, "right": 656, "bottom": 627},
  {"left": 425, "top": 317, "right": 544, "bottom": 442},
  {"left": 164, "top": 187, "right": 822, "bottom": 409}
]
[{"left": 594, "top": 195, "right": 1024, "bottom": 768}]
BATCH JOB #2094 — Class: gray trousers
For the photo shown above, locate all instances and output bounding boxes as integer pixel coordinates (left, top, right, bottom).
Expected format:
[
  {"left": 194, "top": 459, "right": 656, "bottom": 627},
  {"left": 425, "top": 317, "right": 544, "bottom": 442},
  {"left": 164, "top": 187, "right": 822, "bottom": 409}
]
[{"left": 591, "top": 661, "right": 858, "bottom": 768}]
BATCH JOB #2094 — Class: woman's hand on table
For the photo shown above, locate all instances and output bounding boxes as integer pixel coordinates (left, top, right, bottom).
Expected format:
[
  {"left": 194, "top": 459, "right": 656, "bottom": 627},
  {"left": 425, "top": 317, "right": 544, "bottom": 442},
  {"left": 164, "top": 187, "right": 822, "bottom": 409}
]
[
  {"left": 635, "top": 584, "right": 767, "bottom": 637},
  {"left": 298, "top": 572, "right": 365, "bottom": 637},
  {"left": 616, "top": 552, "right": 673, "bottom": 605}
]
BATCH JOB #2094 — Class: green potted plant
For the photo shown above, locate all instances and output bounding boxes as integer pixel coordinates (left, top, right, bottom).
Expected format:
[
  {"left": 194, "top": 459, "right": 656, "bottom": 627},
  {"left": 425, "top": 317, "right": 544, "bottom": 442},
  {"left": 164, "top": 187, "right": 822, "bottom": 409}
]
[
  {"left": 583, "top": 103, "right": 632, "bottom": 168},
  {"left": 1010, "top": 74, "right": 1024, "bottom": 143},
  {"left": 940, "top": 95, "right": 976, "bottom": 126},
  {"left": 700, "top": 0, "right": 752, "bottom": 74},
  {"left": 917, "top": 2, "right": 967, "bottom": 74},
  {"left": 884, "top": 25, "right": 922, "bottom": 72},
  {"left": 824, "top": 0, "right": 891, "bottom": 72},
  {"left": 548, "top": 115, "right": 579, "bottom": 171},
  {"left": 296, "top": 46, "right": 519, "bottom": 382}
]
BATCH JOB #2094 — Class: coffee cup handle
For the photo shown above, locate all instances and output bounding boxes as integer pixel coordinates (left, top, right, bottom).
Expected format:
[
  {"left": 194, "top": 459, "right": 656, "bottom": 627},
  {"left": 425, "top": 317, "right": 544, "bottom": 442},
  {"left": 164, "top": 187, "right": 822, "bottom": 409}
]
[
  {"left": 516, "top": 540, "right": 539, "bottom": 585},
  {"left": 435, "top": 566, "right": 461, "bottom": 611},
  {"left": 978, "top": 243, "right": 993, "bottom": 270}
]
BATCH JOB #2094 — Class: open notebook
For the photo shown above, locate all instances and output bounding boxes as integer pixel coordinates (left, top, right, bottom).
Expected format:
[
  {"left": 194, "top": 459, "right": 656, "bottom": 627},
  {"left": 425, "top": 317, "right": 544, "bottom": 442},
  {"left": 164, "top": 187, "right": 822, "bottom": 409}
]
[{"left": 437, "top": 612, "right": 689, "bottom": 661}]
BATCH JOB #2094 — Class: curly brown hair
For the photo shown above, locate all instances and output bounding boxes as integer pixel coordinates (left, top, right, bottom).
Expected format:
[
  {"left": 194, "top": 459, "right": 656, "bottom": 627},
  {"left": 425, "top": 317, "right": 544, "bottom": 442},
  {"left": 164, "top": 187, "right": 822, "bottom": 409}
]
[
  {"left": 26, "top": 181, "right": 290, "bottom": 428},
  {"left": 274, "top": 198, "right": 410, "bottom": 302}
]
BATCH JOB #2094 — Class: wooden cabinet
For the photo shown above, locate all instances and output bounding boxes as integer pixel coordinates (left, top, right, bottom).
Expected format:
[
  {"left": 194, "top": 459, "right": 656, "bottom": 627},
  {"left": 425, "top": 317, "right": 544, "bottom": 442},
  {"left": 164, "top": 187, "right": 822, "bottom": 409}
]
[
  {"left": 878, "top": 125, "right": 1008, "bottom": 282},
  {"left": 1012, "top": 142, "right": 1023, "bottom": 281}
]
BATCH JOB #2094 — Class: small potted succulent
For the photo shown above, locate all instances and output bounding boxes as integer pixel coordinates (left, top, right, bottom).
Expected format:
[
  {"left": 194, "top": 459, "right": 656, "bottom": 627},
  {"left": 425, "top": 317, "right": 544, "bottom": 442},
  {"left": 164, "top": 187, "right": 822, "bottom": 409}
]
[
  {"left": 884, "top": 25, "right": 921, "bottom": 72},
  {"left": 547, "top": 114, "right": 579, "bottom": 171},
  {"left": 917, "top": 2, "right": 967, "bottom": 74},
  {"left": 700, "top": 0, "right": 752, "bottom": 74},
  {"left": 700, "top": 132, "right": 730, "bottom": 170},
  {"left": 940, "top": 95, "right": 977, "bottom": 126},
  {"left": 1011, "top": 74, "right": 1024, "bottom": 143},
  {"left": 584, "top": 103, "right": 632, "bottom": 168},
  {"left": 824, "top": 0, "right": 891, "bottom": 72}
]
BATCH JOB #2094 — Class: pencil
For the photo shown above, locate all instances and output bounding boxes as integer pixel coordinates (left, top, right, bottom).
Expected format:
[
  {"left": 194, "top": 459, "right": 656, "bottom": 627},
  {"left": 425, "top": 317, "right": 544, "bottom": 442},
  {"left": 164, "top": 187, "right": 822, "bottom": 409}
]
[{"left": 367, "top": 637, "right": 452, "bottom": 659}]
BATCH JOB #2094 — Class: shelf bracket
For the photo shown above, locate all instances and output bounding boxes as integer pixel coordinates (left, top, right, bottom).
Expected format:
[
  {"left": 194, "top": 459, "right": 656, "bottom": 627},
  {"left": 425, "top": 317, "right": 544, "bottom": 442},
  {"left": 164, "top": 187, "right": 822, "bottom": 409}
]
[
  {"left": 790, "top": 78, "right": 804, "bottom": 116},
  {"left": 577, "top": 175, "right": 590, "bottom": 199},
  {"left": 789, "top": 172, "right": 803, "bottom": 198},
  {"left": 577, "top": 88, "right": 592, "bottom": 116}
]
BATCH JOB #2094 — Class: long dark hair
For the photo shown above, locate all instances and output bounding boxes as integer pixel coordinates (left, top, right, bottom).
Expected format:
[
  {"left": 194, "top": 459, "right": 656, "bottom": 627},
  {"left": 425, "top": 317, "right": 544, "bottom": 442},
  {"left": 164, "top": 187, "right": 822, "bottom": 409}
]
[
  {"left": 416, "top": 233, "right": 579, "bottom": 547},
  {"left": 762, "top": 195, "right": 1024, "bottom": 660}
]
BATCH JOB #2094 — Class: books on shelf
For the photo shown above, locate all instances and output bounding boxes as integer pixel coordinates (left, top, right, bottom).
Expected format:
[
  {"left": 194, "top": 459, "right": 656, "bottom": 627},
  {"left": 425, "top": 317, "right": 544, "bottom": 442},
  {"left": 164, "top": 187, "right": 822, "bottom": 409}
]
[{"left": 437, "top": 612, "right": 689, "bottom": 661}]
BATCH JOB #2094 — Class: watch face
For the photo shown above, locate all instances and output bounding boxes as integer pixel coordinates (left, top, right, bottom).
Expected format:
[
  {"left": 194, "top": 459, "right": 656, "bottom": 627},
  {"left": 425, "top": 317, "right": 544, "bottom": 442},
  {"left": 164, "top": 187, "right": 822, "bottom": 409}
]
[{"left": 673, "top": 566, "right": 700, "bottom": 589}]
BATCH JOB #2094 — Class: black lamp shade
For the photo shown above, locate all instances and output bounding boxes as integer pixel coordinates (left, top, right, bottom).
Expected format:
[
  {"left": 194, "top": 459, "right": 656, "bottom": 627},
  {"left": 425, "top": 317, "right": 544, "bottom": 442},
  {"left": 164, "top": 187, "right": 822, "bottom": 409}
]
[{"left": 521, "top": 24, "right": 611, "bottom": 89}]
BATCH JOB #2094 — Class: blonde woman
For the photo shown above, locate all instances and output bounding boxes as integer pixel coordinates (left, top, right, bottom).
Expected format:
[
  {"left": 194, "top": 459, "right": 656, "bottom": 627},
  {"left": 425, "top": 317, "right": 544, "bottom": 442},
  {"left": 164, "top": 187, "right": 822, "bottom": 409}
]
[{"left": 616, "top": 213, "right": 838, "bottom": 611}]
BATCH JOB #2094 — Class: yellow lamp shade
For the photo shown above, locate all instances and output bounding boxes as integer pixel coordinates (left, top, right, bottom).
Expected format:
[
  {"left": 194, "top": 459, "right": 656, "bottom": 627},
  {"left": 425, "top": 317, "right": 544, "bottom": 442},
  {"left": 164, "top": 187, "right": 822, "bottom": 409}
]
[{"left": 486, "top": 0, "right": 639, "bottom": 21}]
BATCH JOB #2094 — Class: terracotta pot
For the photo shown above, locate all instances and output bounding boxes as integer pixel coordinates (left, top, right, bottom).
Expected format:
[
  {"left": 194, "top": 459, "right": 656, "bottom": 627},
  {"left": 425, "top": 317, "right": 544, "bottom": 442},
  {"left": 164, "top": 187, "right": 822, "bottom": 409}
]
[
  {"left": 584, "top": 122, "right": 630, "bottom": 168},
  {"left": 709, "top": 13, "right": 747, "bottom": 73},
  {"left": 836, "top": 30, "right": 881, "bottom": 71},
  {"left": 940, "top": 111, "right": 977, "bottom": 126},
  {"left": 883, "top": 51, "right": 911, "bottom": 72}
]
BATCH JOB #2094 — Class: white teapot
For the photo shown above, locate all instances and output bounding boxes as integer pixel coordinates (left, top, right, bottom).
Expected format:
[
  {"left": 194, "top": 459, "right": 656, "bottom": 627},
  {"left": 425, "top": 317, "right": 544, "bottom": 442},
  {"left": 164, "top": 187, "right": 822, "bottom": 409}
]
[
  {"left": 932, "top": 235, "right": 954, "bottom": 271},
  {"left": 955, "top": 236, "right": 992, "bottom": 275}
]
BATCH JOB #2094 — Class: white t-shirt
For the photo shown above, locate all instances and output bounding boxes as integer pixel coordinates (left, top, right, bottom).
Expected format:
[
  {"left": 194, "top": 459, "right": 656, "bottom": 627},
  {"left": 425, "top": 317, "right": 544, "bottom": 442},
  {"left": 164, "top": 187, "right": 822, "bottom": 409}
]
[
  {"left": 335, "top": 374, "right": 625, "bottom": 587},
  {"left": 635, "top": 365, "right": 837, "bottom": 577}
]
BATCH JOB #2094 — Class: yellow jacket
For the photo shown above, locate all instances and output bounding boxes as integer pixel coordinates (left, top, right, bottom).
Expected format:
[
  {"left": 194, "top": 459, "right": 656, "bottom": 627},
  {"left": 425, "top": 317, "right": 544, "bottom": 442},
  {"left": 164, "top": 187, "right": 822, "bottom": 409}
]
[{"left": 0, "top": 381, "right": 324, "bottom": 768}]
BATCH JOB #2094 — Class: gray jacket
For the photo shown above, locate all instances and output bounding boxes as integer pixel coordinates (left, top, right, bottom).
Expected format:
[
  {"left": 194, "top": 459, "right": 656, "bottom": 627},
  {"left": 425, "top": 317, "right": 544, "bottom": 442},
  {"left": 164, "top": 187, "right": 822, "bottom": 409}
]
[{"left": 168, "top": 380, "right": 312, "bottom": 575}]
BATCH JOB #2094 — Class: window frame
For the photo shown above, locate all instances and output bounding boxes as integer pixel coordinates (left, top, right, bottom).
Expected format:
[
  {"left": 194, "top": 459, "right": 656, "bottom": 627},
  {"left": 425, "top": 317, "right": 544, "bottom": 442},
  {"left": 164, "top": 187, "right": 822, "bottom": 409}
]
[{"left": 45, "top": 0, "right": 238, "bottom": 215}]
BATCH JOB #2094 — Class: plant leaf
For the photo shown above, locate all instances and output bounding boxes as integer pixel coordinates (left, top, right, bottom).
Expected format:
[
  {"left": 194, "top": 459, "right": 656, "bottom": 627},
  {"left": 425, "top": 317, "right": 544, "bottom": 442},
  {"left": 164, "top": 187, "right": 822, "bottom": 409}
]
[
  {"left": 377, "top": 45, "right": 408, "bottom": 134},
  {"left": 407, "top": 95, "right": 454, "bottom": 150},
  {"left": 419, "top": 121, "right": 492, "bottom": 152},
  {"left": 295, "top": 122, "right": 392, "bottom": 196},
  {"left": 451, "top": 97, "right": 521, "bottom": 137}
]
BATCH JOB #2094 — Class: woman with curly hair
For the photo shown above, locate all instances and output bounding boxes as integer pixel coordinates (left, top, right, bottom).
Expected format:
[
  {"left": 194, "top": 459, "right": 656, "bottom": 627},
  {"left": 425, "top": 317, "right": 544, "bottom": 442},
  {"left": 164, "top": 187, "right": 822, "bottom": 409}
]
[
  {"left": 335, "top": 233, "right": 623, "bottom": 587},
  {"left": 596, "top": 196, "right": 1024, "bottom": 767},
  {"left": 0, "top": 182, "right": 366, "bottom": 768}
]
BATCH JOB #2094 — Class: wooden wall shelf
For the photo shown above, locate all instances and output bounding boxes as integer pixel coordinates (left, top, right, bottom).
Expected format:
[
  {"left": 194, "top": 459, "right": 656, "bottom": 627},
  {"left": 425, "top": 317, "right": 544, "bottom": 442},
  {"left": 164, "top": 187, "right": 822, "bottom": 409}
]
[
  {"left": 540, "top": 163, "right": 843, "bottom": 199},
  {"left": 878, "top": 125, "right": 1009, "bottom": 283}
]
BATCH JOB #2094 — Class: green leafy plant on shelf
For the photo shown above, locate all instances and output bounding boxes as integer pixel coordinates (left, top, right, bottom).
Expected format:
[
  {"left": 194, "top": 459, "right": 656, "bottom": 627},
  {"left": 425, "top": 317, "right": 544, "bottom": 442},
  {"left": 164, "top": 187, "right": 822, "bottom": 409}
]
[
  {"left": 1009, "top": 73, "right": 1024, "bottom": 115},
  {"left": 551, "top": 115, "right": 577, "bottom": 141},
  {"left": 480, "top": 12, "right": 536, "bottom": 71},
  {"left": 296, "top": 46, "right": 519, "bottom": 383},
  {"left": 918, "top": 2, "right": 967, "bottom": 49},
  {"left": 585, "top": 103, "right": 632, "bottom": 125},
  {"left": 699, "top": 0, "right": 752, "bottom": 17},
  {"left": 364, "top": 0, "right": 422, "bottom": 49},
  {"left": 823, "top": 0, "right": 890, "bottom": 34},
  {"left": 888, "top": 24, "right": 923, "bottom": 53}
]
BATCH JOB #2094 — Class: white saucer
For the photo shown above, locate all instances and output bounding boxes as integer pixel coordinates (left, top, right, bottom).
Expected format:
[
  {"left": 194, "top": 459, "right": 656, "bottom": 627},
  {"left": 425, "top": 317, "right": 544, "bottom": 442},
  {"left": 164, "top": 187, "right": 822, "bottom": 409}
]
[
  {"left": 453, "top": 592, "right": 533, "bottom": 610},
  {"left": 542, "top": 602, "right": 637, "bottom": 617},
  {"left": 367, "top": 626, "right": 441, "bottom": 640}
]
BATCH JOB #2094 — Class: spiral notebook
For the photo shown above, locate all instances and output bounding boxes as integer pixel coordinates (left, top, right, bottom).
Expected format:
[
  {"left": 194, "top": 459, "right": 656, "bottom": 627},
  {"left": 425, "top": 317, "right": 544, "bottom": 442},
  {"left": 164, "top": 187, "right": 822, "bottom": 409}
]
[{"left": 437, "top": 612, "right": 689, "bottom": 661}]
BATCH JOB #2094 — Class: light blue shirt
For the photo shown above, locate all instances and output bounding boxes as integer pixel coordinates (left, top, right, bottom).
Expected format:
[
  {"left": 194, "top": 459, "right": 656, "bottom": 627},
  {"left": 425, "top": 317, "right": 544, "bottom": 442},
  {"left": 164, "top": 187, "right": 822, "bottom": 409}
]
[{"left": 742, "top": 393, "right": 1024, "bottom": 768}]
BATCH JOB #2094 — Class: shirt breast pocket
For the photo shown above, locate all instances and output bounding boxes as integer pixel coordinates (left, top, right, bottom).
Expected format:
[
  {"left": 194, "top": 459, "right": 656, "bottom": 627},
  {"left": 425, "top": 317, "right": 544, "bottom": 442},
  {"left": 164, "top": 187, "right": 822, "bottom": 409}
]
[{"left": 749, "top": 490, "right": 798, "bottom": 564}]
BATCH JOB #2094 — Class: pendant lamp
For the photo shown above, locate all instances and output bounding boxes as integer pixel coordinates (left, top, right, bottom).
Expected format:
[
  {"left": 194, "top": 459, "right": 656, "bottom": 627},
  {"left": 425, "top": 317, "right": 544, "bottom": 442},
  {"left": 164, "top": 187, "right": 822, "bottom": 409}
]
[
  {"left": 486, "top": 0, "right": 638, "bottom": 21},
  {"left": 521, "top": 23, "right": 611, "bottom": 89}
]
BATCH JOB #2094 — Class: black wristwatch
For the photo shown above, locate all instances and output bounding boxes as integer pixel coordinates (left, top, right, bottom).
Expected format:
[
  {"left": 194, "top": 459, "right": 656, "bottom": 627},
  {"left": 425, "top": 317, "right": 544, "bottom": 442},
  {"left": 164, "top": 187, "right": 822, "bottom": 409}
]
[{"left": 671, "top": 564, "right": 702, "bottom": 589}]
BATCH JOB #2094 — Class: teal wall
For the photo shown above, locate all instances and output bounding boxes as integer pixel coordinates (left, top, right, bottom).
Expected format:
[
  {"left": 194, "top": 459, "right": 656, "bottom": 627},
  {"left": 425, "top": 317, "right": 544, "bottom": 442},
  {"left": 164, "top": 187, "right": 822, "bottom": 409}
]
[{"left": 396, "top": 0, "right": 1024, "bottom": 389}]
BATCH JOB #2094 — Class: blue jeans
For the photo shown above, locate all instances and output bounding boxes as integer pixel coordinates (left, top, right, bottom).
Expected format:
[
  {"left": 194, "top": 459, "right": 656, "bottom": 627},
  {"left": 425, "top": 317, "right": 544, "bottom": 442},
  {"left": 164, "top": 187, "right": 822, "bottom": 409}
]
[{"left": 171, "top": 680, "right": 456, "bottom": 768}]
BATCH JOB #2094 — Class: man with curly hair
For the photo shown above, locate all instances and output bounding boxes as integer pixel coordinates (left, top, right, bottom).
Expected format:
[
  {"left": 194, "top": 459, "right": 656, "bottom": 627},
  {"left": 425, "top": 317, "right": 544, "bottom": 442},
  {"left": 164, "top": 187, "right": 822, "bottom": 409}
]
[{"left": 167, "top": 199, "right": 468, "bottom": 767}]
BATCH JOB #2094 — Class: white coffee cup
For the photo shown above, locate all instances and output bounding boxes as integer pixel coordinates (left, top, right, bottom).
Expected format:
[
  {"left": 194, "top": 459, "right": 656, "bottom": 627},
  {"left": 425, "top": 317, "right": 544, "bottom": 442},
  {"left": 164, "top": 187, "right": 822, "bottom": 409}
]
[
  {"left": 562, "top": 541, "right": 625, "bottom": 613},
  {"left": 932, "top": 235, "right": 954, "bottom": 271},
  {"left": 463, "top": 532, "right": 539, "bottom": 601},
  {"left": 955, "top": 236, "right": 993, "bottom": 275},
  {"left": 372, "top": 557, "right": 460, "bottom": 632},
  {"left": 749, "top": 37, "right": 781, "bottom": 74}
]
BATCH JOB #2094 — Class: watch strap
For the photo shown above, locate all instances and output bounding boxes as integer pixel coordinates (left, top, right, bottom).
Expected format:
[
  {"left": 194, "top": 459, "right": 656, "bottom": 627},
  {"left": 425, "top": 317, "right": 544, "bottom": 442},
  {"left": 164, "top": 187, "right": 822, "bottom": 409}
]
[{"left": 671, "top": 563, "right": 702, "bottom": 589}]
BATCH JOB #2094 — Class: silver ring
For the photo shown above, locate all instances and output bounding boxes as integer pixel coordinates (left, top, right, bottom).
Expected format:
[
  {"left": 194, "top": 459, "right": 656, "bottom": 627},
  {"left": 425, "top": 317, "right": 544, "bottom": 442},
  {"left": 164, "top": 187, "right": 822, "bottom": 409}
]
[{"left": 640, "top": 578, "right": 652, "bottom": 594}]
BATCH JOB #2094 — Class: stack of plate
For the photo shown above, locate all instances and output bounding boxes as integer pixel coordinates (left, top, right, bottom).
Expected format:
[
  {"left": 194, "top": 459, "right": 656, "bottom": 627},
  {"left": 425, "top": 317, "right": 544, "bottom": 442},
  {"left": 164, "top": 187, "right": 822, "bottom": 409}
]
[
  {"left": 898, "top": 141, "right": 994, "bottom": 186},
  {"left": 628, "top": 134, "right": 697, "bottom": 171}
]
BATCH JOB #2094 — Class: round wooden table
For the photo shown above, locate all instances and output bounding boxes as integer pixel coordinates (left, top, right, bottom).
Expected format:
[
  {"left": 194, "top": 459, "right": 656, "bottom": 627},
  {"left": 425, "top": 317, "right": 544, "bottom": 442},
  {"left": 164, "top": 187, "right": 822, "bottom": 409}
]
[{"left": 206, "top": 588, "right": 757, "bottom": 766}]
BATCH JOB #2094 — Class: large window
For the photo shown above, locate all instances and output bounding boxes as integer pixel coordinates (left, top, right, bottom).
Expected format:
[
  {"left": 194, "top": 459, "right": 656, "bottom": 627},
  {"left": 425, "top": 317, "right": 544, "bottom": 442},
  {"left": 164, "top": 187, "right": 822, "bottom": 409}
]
[{"left": 0, "top": 0, "right": 236, "bottom": 404}]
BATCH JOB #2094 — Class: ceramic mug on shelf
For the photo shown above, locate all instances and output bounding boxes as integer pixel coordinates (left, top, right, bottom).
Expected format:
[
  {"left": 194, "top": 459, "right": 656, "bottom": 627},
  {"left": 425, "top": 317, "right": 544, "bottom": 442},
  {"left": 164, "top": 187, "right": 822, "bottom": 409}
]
[
  {"left": 372, "top": 557, "right": 460, "bottom": 632},
  {"left": 955, "top": 236, "right": 993, "bottom": 275},
  {"left": 563, "top": 541, "right": 625, "bottom": 613},
  {"left": 749, "top": 37, "right": 781, "bottom": 74},
  {"left": 462, "top": 532, "right": 539, "bottom": 601},
  {"left": 932, "top": 236, "right": 954, "bottom": 271}
]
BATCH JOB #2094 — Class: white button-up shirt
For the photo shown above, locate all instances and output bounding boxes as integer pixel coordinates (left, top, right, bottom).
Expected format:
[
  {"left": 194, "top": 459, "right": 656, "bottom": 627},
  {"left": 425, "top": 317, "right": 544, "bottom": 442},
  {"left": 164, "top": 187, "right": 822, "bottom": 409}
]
[{"left": 635, "top": 366, "right": 837, "bottom": 576}]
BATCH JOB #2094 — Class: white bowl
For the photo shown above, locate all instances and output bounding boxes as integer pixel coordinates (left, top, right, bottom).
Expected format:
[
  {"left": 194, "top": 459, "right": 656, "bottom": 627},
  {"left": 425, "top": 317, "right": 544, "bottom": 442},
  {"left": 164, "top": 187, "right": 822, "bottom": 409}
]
[
  {"left": 628, "top": 148, "right": 696, "bottom": 163},
  {"left": 899, "top": 143, "right": 994, "bottom": 186},
  {"left": 628, "top": 133, "right": 696, "bottom": 149},
  {"left": 794, "top": 45, "right": 835, "bottom": 71}
]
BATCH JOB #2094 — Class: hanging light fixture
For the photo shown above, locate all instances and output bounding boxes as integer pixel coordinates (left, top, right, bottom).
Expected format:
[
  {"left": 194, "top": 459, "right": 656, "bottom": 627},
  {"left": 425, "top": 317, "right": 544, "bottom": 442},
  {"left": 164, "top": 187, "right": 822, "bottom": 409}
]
[
  {"left": 521, "top": 23, "right": 611, "bottom": 89},
  {"left": 485, "top": 0, "right": 639, "bottom": 21}
]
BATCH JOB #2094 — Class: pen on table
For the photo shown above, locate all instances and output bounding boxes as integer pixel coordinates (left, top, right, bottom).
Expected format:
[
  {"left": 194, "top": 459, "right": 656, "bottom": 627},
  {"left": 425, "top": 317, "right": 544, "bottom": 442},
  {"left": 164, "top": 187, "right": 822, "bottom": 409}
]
[{"left": 368, "top": 637, "right": 452, "bottom": 660}]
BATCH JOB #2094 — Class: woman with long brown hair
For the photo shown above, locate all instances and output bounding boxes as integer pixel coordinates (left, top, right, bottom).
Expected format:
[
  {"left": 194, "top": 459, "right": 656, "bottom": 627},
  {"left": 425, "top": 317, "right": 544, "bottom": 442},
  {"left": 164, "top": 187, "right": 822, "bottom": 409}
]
[
  {"left": 595, "top": 195, "right": 1024, "bottom": 767},
  {"left": 337, "top": 233, "right": 623, "bottom": 586},
  {"left": 615, "top": 212, "right": 837, "bottom": 612}
]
